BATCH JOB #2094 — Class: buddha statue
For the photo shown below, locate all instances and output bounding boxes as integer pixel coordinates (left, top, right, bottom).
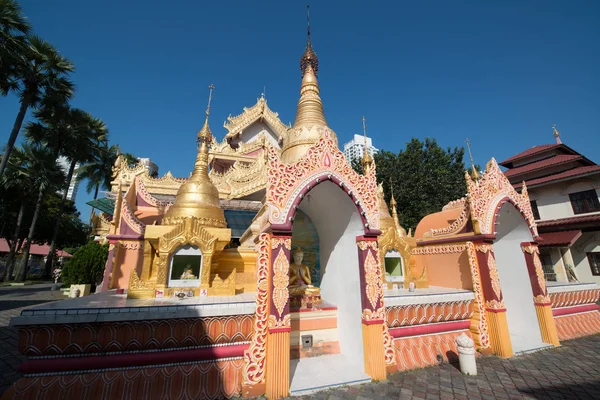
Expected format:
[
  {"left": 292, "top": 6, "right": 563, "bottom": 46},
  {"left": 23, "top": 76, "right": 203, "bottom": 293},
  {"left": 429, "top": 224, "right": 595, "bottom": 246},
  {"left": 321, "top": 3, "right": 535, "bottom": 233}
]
[
  {"left": 289, "top": 246, "right": 320, "bottom": 297},
  {"left": 180, "top": 265, "right": 197, "bottom": 280}
]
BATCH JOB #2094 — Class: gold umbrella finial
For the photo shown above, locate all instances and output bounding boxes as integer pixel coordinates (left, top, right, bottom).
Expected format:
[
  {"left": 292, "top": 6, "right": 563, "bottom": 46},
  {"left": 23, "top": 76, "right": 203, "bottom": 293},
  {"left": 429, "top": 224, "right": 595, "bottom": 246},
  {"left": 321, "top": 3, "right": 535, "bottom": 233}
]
[
  {"left": 552, "top": 124, "right": 562, "bottom": 144},
  {"left": 361, "top": 116, "right": 374, "bottom": 173},
  {"left": 466, "top": 138, "right": 481, "bottom": 181}
]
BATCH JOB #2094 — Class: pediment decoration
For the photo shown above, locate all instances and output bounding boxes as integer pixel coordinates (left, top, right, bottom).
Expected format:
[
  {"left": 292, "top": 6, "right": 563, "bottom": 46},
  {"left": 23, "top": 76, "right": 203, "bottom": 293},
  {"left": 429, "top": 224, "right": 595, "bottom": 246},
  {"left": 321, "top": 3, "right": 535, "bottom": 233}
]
[
  {"left": 209, "top": 153, "right": 268, "bottom": 199},
  {"left": 467, "top": 158, "right": 538, "bottom": 237},
  {"left": 111, "top": 155, "right": 185, "bottom": 196},
  {"left": 119, "top": 182, "right": 145, "bottom": 235},
  {"left": 422, "top": 198, "right": 471, "bottom": 239},
  {"left": 158, "top": 217, "right": 219, "bottom": 289},
  {"left": 224, "top": 96, "right": 289, "bottom": 141},
  {"left": 265, "top": 128, "right": 379, "bottom": 230}
]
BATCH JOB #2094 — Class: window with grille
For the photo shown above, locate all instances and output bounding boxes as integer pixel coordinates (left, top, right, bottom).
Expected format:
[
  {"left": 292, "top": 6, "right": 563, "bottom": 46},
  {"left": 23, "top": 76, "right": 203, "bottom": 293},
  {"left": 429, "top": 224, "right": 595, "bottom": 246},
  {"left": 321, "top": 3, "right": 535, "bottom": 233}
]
[
  {"left": 569, "top": 189, "right": 600, "bottom": 214},
  {"left": 588, "top": 252, "right": 600, "bottom": 276},
  {"left": 539, "top": 251, "right": 556, "bottom": 281}
]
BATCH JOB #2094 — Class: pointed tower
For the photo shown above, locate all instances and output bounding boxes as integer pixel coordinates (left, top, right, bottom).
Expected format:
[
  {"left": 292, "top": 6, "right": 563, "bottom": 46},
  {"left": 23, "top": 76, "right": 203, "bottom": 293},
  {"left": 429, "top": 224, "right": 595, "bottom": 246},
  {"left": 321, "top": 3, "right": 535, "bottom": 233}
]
[
  {"left": 163, "top": 85, "right": 226, "bottom": 227},
  {"left": 361, "top": 116, "right": 374, "bottom": 174},
  {"left": 553, "top": 124, "right": 562, "bottom": 144},
  {"left": 280, "top": 6, "right": 337, "bottom": 163}
]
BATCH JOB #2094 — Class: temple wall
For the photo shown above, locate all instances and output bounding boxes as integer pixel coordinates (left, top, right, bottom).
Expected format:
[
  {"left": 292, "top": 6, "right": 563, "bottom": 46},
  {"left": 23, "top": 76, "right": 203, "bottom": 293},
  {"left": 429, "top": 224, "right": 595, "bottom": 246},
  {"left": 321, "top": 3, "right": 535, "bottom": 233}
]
[
  {"left": 6, "top": 311, "right": 254, "bottom": 400},
  {"left": 385, "top": 290, "right": 475, "bottom": 371},
  {"left": 419, "top": 252, "right": 472, "bottom": 290},
  {"left": 111, "top": 245, "right": 143, "bottom": 290},
  {"left": 548, "top": 283, "right": 600, "bottom": 341}
]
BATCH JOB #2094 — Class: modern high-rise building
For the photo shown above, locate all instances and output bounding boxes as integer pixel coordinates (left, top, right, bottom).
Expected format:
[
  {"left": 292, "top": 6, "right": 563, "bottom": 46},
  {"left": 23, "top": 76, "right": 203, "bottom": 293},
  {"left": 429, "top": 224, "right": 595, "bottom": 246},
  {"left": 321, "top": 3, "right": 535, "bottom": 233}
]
[
  {"left": 57, "top": 156, "right": 80, "bottom": 202},
  {"left": 343, "top": 134, "right": 379, "bottom": 162}
]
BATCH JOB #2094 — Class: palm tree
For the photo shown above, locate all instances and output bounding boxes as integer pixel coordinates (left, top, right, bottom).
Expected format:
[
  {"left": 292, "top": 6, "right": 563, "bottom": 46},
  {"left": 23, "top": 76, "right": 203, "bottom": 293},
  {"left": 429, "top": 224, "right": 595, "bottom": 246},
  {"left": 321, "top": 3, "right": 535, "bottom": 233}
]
[
  {"left": 0, "top": 35, "right": 74, "bottom": 179},
  {"left": 42, "top": 109, "right": 108, "bottom": 276},
  {"left": 0, "top": 0, "right": 31, "bottom": 96},
  {"left": 13, "top": 144, "right": 64, "bottom": 282},
  {"left": 0, "top": 144, "right": 36, "bottom": 281},
  {"left": 77, "top": 143, "right": 120, "bottom": 202}
]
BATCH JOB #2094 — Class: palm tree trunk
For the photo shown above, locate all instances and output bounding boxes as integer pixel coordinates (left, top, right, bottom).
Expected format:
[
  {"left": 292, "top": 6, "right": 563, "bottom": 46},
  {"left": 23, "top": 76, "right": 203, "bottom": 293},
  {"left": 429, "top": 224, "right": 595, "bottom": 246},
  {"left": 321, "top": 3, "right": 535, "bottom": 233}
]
[
  {"left": 0, "top": 101, "right": 29, "bottom": 179},
  {"left": 15, "top": 185, "right": 45, "bottom": 282},
  {"left": 44, "top": 158, "right": 77, "bottom": 278},
  {"left": 3, "top": 201, "right": 26, "bottom": 282}
]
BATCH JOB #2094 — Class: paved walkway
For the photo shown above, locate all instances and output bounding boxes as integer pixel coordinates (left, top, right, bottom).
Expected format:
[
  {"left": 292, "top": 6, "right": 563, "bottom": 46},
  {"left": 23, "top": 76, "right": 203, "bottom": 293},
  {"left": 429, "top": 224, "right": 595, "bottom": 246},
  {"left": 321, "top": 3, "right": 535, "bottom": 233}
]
[
  {"left": 0, "top": 283, "right": 64, "bottom": 394},
  {"left": 0, "top": 284, "right": 599, "bottom": 399}
]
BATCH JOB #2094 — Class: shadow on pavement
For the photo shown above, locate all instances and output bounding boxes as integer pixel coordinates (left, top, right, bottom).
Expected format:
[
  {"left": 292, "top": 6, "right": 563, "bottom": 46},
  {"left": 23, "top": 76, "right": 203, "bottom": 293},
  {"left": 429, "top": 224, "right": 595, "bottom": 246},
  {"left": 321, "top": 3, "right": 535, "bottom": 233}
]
[{"left": 520, "top": 381, "right": 600, "bottom": 399}]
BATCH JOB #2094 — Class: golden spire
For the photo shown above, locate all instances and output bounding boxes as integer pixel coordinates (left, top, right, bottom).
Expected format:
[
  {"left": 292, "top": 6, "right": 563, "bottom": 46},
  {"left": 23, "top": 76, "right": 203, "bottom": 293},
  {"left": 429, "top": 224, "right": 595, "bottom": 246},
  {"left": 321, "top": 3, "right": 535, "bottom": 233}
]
[
  {"left": 361, "top": 116, "right": 374, "bottom": 174},
  {"left": 466, "top": 138, "right": 481, "bottom": 181},
  {"left": 389, "top": 181, "right": 406, "bottom": 236},
  {"left": 552, "top": 124, "right": 562, "bottom": 144},
  {"left": 281, "top": 5, "right": 333, "bottom": 163},
  {"left": 163, "top": 84, "right": 226, "bottom": 227},
  {"left": 378, "top": 183, "right": 395, "bottom": 230}
]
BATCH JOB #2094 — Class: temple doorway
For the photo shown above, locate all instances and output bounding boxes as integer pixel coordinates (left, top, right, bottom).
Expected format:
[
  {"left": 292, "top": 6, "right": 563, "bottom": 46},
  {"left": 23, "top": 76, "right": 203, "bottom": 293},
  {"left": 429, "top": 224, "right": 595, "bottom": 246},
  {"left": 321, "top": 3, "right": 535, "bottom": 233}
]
[
  {"left": 289, "top": 181, "right": 370, "bottom": 392},
  {"left": 493, "top": 202, "right": 546, "bottom": 353}
]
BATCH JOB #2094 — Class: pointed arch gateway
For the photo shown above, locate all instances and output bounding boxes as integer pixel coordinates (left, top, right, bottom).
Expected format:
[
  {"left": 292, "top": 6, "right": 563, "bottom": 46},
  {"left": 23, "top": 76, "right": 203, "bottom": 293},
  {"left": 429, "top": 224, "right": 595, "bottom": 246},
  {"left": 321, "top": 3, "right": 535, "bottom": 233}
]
[
  {"left": 466, "top": 159, "right": 560, "bottom": 357},
  {"left": 242, "top": 129, "right": 396, "bottom": 399}
]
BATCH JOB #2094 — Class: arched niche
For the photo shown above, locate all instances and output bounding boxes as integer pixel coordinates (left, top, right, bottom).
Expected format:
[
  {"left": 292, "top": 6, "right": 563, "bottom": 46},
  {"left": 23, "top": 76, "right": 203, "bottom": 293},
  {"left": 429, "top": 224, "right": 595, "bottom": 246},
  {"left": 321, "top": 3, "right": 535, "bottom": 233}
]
[{"left": 168, "top": 245, "right": 202, "bottom": 288}]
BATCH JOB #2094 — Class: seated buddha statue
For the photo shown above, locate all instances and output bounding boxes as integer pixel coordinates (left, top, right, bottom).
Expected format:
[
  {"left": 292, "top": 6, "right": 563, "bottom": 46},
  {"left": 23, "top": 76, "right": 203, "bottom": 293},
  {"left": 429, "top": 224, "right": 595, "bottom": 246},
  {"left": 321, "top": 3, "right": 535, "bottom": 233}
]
[
  {"left": 289, "top": 246, "right": 320, "bottom": 297},
  {"left": 180, "top": 265, "right": 197, "bottom": 280}
]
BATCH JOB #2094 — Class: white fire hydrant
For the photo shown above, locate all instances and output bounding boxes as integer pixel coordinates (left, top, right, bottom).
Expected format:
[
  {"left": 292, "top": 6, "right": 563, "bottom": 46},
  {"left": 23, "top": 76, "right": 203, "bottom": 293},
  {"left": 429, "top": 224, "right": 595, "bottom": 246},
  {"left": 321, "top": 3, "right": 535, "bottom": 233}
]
[{"left": 456, "top": 333, "right": 477, "bottom": 375}]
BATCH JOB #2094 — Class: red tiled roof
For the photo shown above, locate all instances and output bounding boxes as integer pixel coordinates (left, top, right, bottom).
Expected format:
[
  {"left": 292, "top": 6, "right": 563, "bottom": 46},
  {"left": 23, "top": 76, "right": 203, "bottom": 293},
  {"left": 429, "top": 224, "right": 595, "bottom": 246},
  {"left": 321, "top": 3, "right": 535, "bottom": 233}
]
[
  {"left": 537, "top": 230, "right": 582, "bottom": 247},
  {"left": 514, "top": 165, "right": 600, "bottom": 189},
  {"left": 0, "top": 239, "right": 72, "bottom": 257},
  {"left": 499, "top": 144, "right": 561, "bottom": 166},
  {"left": 504, "top": 154, "right": 582, "bottom": 179},
  {"left": 536, "top": 214, "right": 600, "bottom": 228}
]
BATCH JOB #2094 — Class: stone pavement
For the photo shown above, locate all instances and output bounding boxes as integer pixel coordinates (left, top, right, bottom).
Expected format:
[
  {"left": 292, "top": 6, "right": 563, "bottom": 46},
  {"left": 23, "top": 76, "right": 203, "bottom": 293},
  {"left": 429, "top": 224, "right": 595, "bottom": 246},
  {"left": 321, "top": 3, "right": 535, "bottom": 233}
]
[
  {"left": 0, "top": 284, "right": 599, "bottom": 399},
  {"left": 288, "top": 334, "right": 600, "bottom": 400},
  {"left": 0, "top": 283, "right": 64, "bottom": 395}
]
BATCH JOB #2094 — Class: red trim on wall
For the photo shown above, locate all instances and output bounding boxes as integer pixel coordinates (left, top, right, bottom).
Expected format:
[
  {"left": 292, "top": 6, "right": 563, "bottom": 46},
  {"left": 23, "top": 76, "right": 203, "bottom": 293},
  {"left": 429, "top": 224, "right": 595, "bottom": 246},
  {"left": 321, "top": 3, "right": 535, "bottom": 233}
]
[
  {"left": 268, "top": 327, "right": 292, "bottom": 333},
  {"left": 362, "top": 319, "right": 384, "bottom": 325},
  {"left": 18, "top": 343, "right": 250, "bottom": 375},
  {"left": 416, "top": 234, "right": 495, "bottom": 246},
  {"left": 388, "top": 320, "right": 471, "bottom": 338},
  {"left": 485, "top": 308, "right": 507, "bottom": 313},
  {"left": 552, "top": 303, "right": 600, "bottom": 317}
]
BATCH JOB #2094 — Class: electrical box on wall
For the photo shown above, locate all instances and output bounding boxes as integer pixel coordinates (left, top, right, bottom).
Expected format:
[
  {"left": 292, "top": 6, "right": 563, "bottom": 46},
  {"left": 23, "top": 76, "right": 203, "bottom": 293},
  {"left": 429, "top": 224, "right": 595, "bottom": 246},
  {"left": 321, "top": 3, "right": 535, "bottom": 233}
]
[{"left": 301, "top": 335, "right": 313, "bottom": 349}]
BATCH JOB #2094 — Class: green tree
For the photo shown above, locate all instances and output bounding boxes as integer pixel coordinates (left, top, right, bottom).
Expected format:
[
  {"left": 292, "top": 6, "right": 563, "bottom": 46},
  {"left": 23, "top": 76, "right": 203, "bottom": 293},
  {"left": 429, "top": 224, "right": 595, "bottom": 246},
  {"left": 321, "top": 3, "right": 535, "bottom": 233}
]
[
  {"left": 13, "top": 144, "right": 65, "bottom": 281},
  {"left": 0, "top": 35, "right": 74, "bottom": 179},
  {"left": 62, "top": 241, "right": 109, "bottom": 286},
  {"left": 351, "top": 138, "right": 467, "bottom": 231},
  {"left": 0, "top": 0, "right": 31, "bottom": 95}
]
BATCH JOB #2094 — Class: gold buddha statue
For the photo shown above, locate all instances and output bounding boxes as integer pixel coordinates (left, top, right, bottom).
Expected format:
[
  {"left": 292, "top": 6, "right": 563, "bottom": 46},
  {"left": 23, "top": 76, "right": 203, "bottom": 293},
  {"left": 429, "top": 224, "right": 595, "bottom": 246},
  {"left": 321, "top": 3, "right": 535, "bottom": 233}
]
[
  {"left": 180, "top": 265, "right": 197, "bottom": 280},
  {"left": 289, "top": 246, "right": 320, "bottom": 297}
]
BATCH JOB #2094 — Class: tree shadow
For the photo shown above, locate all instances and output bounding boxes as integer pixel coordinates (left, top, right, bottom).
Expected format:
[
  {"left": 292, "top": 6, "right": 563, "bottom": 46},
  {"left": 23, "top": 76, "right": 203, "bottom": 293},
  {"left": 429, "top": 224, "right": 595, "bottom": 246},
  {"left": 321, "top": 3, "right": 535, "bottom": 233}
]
[{"left": 519, "top": 381, "right": 600, "bottom": 399}]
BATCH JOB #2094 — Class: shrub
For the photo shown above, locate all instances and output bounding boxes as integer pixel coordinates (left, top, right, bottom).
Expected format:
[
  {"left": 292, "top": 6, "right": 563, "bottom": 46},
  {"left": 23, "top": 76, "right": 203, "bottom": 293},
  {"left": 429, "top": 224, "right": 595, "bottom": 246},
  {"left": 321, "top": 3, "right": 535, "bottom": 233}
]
[{"left": 62, "top": 241, "right": 109, "bottom": 285}]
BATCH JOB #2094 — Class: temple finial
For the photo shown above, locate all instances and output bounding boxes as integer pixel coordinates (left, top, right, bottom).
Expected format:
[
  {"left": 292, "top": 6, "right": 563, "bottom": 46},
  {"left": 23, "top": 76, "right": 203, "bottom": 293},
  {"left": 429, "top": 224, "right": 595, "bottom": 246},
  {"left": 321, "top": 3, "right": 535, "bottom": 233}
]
[
  {"left": 307, "top": 4, "right": 311, "bottom": 40},
  {"left": 466, "top": 138, "right": 481, "bottom": 181},
  {"left": 197, "top": 84, "right": 215, "bottom": 148},
  {"left": 552, "top": 124, "right": 562, "bottom": 144},
  {"left": 300, "top": 5, "right": 318, "bottom": 76}
]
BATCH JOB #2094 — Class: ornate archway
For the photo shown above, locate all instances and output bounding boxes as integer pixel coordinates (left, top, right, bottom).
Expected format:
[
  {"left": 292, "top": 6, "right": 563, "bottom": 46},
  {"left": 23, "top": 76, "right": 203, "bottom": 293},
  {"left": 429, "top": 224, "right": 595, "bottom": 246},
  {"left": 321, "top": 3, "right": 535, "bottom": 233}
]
[
  {"left": 242, "top": 130, "right": 395, "bottom": 399},
  {"left": 466, "top": 159, "right": 559, "bottom": 357}
]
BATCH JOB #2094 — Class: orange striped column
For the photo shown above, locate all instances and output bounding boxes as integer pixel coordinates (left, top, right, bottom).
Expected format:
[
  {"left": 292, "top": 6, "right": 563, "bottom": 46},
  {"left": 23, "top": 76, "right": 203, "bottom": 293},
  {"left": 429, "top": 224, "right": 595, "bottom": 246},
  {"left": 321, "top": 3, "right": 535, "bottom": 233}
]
[
  {"left": 522, "top": 244, "right": 560, "bottom": 346},
  {"left": 265, "top": 234, "right": 292, "bottom": 400},
  {"left": 475, "top": 244, "right": 513, "bottom": 357},
  {"left": 357, "top": 237, "right": 387, "bottom": 380}
]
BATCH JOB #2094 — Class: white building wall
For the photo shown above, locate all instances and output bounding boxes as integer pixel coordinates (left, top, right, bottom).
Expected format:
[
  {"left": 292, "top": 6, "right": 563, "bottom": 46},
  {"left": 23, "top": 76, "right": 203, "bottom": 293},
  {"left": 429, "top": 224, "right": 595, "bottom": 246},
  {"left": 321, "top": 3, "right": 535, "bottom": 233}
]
[
  {"left": 343, "top": 134, "right": 379, "bottom": 162},
  {"left": 571, "top": 232, "right": 600, "bottom": 286},
  {"left": 529, "top": 179, "right": 600, "bottom": 221}
]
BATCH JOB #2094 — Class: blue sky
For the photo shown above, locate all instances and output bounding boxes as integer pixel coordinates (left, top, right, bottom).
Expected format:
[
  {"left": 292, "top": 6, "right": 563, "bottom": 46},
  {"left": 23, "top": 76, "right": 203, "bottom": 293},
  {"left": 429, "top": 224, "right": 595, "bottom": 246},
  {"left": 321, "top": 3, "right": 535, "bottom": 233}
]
[{"left": 1, "top": 1, "right": 599, "bottom": 215}]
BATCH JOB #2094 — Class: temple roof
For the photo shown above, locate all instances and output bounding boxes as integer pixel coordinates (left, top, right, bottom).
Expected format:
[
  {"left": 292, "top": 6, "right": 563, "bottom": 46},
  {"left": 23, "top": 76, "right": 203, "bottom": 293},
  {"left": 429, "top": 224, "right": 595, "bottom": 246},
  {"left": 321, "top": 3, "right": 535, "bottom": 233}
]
[{"left": 223, "top": 96, "right": 289, "bottom": 141}]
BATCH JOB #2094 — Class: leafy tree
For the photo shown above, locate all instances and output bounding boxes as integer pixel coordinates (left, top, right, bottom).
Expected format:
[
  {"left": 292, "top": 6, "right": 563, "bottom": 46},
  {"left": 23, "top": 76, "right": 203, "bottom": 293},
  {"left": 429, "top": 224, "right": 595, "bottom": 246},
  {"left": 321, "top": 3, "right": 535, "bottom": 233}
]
[
  {"left": 62, "top": 241, "right": 108, "bottom": 286},
  {"left": 351, "top": 138, "right": 467, "bottom": 231},
  {"left": 0, "top": 35, "right": 74, "bottom": 179}
]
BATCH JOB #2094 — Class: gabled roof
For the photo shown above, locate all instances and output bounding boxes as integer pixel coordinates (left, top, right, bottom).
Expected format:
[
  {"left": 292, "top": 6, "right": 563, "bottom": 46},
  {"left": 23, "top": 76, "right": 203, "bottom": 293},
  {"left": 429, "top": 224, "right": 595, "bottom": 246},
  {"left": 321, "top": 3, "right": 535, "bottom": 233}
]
[
  {"left": 513, "top": 165, "right": 600, "bottom": 189},
  {"left": 499, "top": 144, "right": 561, "bottom": 166},
  {"left": 223, "top": 96, "right": 290, "bottom": 141},
  {"left": 504, "top": 154, "right": 583, "bottom": 179}
]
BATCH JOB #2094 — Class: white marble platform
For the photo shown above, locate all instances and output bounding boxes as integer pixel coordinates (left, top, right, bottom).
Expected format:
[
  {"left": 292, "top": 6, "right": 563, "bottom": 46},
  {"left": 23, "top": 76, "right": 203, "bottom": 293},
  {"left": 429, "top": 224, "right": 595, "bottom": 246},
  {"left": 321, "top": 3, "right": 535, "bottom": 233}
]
[
  {"left": 10, "top": 290, "right": 256, "bottom": 326},
  {"left": 289, "top": 354, "right": 371, "bottom": 396},
  {"left": 384, "top": 286, "right": 474, "bottom": 306},
  {"left": 546, "top": 281, "right": 598, "bottom": 293}
]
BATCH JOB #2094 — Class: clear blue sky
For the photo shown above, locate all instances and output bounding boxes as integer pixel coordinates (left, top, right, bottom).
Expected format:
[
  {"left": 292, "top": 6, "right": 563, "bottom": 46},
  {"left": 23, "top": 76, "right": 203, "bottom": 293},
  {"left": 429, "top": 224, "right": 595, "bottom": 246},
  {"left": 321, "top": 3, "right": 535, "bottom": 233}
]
[{"left": 1, "top": 1, "right": 599, "bottom": 216}]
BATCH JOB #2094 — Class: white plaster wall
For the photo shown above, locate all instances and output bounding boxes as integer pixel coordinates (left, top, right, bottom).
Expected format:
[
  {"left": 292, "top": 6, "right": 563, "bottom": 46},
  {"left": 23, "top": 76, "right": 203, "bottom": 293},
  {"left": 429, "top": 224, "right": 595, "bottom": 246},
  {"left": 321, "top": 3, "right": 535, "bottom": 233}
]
[
  {"left": 571, "top": 232, "right": 600, "bottom": 285},
  {"left": 298, "top": 181, "right": 366, "bottom": 371},
  {"left": 493, "top": 203, "right": 545, "bottom": 353},
  {"left": 530, "top": 179, "right": 600, "bottom": 221},
  {"left": 239, "top": 122, "right": 281, "bottom": 148}
]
